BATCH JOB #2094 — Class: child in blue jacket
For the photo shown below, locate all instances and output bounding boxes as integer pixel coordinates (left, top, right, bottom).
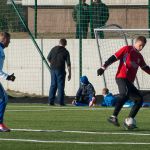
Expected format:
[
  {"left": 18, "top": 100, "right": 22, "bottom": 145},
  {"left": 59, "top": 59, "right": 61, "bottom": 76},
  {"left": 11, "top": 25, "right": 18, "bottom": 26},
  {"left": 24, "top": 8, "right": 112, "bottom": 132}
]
[
  {"left": 72, "top": 76, "right": 96, "bottom": 107},
  {"left": 101, "top": 88, "right": 117, "bottom": 107}
]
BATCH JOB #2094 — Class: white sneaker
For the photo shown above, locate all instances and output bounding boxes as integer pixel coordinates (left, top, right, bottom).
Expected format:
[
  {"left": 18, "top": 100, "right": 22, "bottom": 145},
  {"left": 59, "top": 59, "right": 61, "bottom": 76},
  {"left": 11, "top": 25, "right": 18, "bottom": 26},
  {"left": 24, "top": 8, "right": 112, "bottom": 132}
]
[
  {"left": 0, "top": 124, "right": 11, "bottom": 132},
  {"left": 89, "top": 97, "right": 96, "bottom": 107}
]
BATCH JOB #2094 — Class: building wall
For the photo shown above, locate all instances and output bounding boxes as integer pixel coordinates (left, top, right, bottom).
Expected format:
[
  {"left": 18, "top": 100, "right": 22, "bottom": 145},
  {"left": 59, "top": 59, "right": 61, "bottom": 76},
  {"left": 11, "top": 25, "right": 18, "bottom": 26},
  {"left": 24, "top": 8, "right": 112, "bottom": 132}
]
[
  {"left": 22, "top": 0, "right": 148, "bottom": 6},
  {"left": 28, "top": 7, "right": 148, "bottom": 34},
  {"left": 28, "top": 7, "right": 75, "bottom": 33}
]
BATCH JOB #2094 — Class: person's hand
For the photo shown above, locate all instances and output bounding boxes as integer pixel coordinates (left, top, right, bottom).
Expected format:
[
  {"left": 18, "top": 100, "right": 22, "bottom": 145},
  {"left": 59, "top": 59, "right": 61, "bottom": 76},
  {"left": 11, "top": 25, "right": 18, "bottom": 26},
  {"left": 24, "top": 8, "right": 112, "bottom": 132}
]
[
  {"left": 6, "top": 73, "right": 16, "bottom": 81},
  {"left": 89, "top": 97, "right": 96, "bottom": 107},
  {"left": 75, "top": 97, "right": 78, "bottom": 100},
  {"left": 97, "top": 68, "right": 105, "bottom": 76},
  {"left": 68, "top": 74, "right": 71, "bottom": 81}
]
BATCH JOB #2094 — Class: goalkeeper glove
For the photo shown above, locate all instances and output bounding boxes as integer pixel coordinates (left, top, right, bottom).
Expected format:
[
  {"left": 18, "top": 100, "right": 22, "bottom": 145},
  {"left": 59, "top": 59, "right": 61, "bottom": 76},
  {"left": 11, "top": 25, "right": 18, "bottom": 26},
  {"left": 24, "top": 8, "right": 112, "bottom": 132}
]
[
  {"left": 97, "top": 67, "right": 105, "bottom": 76},
  {"left": 97, "top": 55, "right": 117, "bottom": 76},
  {"left": 6, "top": 73, "right": 16, "bottom": 81}
]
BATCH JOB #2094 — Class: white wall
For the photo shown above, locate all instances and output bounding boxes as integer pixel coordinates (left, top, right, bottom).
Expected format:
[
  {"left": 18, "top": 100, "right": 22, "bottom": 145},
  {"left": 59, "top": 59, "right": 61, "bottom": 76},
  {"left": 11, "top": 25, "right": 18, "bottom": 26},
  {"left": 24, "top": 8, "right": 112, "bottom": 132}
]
[
  {"left": 2, "top": 39, "right": 150, "bottom": 96},
  {"left": 22, "top": 0, "right": 148, "bottom": 6},
  {"left": 2, "top": 39, "right": 103, "bottom": 96}
]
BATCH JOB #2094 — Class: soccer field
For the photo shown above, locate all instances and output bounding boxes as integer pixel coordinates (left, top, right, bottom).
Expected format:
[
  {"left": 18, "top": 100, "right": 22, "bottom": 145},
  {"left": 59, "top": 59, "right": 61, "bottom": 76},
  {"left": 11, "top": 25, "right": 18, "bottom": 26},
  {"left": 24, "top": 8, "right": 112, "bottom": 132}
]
[{"left": 0, "top": 104, "right": 150, "bottom": 150}]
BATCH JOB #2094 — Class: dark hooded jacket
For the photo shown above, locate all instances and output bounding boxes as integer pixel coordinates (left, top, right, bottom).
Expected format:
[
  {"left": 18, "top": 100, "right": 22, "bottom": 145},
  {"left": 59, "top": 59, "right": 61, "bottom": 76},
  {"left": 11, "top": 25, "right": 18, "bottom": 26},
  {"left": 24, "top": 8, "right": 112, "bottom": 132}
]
[
  {"left": 91, "top": 0, "right": 109, "bottom": 28},
  {"left": 72, "top": 2, "right": 90, "bottom": 24},
  {"left": 76, "top": 76, "right": 95, "bottom": 103}
]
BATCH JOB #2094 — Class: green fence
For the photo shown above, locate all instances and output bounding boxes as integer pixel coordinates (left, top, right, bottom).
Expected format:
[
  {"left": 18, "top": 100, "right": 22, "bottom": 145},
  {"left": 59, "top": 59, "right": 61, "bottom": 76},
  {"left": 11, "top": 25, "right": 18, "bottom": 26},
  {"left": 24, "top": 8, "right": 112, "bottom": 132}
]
[
  {"left": 0, "top": 0, "right": 150, "bottom": 96},
  {"left": 1, "top": 0, "right": 150, "bottom": 39}
]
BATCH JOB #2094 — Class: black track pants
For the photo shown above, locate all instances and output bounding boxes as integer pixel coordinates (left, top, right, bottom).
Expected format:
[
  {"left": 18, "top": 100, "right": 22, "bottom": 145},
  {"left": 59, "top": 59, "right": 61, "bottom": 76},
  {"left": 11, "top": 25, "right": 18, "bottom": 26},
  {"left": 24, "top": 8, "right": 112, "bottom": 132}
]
[{"left": 113, "top": 78, "right": 143, "bottom": 118}]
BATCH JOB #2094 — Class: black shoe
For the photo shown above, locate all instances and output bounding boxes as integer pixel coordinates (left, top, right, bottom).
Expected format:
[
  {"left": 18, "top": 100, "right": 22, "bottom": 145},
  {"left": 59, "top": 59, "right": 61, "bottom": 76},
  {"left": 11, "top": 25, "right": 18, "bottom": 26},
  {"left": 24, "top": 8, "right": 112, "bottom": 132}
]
[
  {"left": 108, "top": 116, "right": 120, "bottom": 127},
  {"left": 60, "top": 104, "right": 66, "bottom": 106},
  {"left": 48, "top": 103, "right": 55, "bottom": 106},
  {"left": 123, "top": 121, "right": 138, "bottom": 130}
]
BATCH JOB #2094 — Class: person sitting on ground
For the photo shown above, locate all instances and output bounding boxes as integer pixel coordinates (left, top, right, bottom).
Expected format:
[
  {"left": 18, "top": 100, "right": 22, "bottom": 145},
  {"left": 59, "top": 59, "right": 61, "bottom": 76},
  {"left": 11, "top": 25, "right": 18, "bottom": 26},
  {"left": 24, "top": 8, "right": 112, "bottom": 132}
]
[
  {"left": 101, "top": 88, "right": 117, "bottom": 107},
  {"left": 101, "top": 88, "right": 134, "bottom": 107},
  {"left": 72, "top": 76, "right": 96, "bottom": 107}
]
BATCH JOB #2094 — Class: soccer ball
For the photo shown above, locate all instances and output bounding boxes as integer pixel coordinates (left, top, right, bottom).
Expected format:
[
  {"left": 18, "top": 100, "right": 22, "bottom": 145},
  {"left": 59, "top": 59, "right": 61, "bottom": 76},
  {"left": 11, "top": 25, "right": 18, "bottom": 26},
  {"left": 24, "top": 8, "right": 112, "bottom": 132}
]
[{"left": 124, "top": 117, "right": 136, "bottom": 129}]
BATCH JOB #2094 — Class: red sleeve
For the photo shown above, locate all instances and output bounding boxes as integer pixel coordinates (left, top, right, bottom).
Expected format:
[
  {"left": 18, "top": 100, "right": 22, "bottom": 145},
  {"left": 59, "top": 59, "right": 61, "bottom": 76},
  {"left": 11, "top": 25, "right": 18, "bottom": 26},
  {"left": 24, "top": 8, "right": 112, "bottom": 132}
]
[
  {"left": 139, "top": 56, "right": 150, "bottom": 74},
  {"left": 114, "top": 46, "right": 129, "bottom": 60}
]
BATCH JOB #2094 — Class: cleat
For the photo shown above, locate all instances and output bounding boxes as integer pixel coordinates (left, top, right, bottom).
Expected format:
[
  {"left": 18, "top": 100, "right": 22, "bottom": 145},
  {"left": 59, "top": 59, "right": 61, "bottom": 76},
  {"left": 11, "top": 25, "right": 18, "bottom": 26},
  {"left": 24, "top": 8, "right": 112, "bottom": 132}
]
[
  {"left": 123, "top": 121, "right": 138, "bottom": 130},
  {"left": 60, "top": 104, "right": 66, "bottom": 106},
  {"left": 0, "top": 124, "right": 11, "bottom": 132},
  {"left": 107, "top": 116, "right": 120, "bottom": 127}
]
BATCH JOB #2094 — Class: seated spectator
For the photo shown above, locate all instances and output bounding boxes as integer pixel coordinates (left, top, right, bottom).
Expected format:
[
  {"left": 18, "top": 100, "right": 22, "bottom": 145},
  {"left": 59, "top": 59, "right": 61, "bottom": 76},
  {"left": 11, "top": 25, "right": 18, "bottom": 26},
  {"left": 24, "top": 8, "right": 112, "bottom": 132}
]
[
  {"left": 123, "top": 100, "right": 150, "bottom": 108},
  {"left": 114, "top": 94, "right": 134, "bottom": 108},
  {"left": 101, "top": 88, "right": 143, "bottom": 108},
  {"left": 72, "top": 76, "right": 96, "bottom": 107},
  {"left": 101, "top": 88, "right": 117, "bottom": 107},
  {"left": 123, "top": 100, "right": 134, "bottom": 108}
]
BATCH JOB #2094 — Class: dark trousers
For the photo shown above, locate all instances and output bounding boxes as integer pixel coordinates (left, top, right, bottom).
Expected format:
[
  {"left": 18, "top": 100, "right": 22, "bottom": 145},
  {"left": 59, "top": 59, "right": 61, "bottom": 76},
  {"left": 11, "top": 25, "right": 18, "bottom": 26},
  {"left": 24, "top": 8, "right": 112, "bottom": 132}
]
[
  {"left": 77, "top": 96, "right": 90, "bottom": 105},
  {"left": 0, "top": 83, "right": 8, "bottom": 123},
  {"left": 113, "top": 78, "right": 143, "bottom": 118},
  {"left": 76, "top": 23, "right": 88, "bottom": 39},
  {"left": 48, "top": 69, "right": 66, "bottom": 105}
]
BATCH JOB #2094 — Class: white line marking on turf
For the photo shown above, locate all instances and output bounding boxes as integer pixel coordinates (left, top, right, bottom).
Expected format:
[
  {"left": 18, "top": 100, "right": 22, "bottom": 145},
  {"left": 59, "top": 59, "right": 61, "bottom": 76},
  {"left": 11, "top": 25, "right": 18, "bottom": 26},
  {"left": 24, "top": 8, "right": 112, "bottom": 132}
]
[
  {"left": 7, "top": 110, "right": 57, "bottom": 112},
  {"left": 0, "top": 138, "right": 150, "bottom": 145},
  {"left": 8, "top": 106, "right": 67, "bottom": 108},
  {"left": 8, "top": 105, "right": 149, "bottom": 109},
  {"left": 8, "top": 105, "right": 83, "bottom": 108},
  {"left": 7, "top": 107, "right": 150, "bottom": 112},
  {"left": 11, "top": 129, "right": 150, "bottom": 136},
  {"left": 6, "top": 108, "right": 115, "bottom": 111},
  {"left": 7, "top": 105, "right": 111, "bottom": 109}
]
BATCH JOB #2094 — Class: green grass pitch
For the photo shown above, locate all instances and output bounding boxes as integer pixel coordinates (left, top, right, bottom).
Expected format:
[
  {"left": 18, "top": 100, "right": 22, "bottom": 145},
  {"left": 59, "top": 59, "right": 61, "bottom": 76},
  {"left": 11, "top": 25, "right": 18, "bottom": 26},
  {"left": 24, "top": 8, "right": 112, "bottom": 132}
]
[{"left": 0, "top": 103, "right": 150, "bottom": 150}]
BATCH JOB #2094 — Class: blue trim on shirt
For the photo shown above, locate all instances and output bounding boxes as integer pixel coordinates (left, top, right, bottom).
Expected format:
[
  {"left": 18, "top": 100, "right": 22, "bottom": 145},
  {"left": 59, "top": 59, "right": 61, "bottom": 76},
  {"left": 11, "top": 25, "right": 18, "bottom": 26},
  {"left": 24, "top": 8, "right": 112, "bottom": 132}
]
[
  {"left": 0, "top": 43, "right": 8, "bottom": 79},
  {"left": 0, "top": 43, "right": 4, "bottom": 49}
]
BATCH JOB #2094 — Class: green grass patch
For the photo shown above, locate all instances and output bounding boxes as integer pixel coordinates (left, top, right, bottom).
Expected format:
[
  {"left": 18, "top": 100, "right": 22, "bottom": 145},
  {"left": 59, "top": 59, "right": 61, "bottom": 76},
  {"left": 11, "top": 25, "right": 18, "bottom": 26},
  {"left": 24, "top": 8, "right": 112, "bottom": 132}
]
[{"left": 0, "top": 104, "right": 150, "bottom": 150}]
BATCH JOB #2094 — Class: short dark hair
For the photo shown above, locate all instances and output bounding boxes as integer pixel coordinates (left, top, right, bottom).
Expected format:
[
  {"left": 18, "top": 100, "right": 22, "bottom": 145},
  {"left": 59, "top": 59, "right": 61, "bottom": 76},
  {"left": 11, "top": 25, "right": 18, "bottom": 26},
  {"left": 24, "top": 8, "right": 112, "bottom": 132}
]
[
  {"left": 59, "top": 38, "right": 67, "bottom": 46},
  {"left": 0, "top": 32, "right": 10, "bottom": 38},
  {"left": 103, "top": 88, "right": 109, "bottom": 94},
  {"left": 136, "top": 36, "right": 147, "bottom": 44}
]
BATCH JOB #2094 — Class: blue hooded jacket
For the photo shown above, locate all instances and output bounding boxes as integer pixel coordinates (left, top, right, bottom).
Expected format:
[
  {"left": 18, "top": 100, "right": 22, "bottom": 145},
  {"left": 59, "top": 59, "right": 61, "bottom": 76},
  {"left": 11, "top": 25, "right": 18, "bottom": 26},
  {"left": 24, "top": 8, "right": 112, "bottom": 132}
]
[
  {"left": 76, "top": 76, "right": 95, "bottom": 102},
  {"left": 101, "top": 93, "right": 117, "bottom": 106}
]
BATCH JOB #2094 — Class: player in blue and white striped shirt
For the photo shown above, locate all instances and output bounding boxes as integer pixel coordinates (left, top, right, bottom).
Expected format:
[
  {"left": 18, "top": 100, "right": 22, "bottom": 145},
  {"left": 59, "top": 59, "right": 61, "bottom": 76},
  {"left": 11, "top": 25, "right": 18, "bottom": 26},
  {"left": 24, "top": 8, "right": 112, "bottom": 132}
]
[{"left": 0, "top": 32, "right": 15, "bottom": 132}]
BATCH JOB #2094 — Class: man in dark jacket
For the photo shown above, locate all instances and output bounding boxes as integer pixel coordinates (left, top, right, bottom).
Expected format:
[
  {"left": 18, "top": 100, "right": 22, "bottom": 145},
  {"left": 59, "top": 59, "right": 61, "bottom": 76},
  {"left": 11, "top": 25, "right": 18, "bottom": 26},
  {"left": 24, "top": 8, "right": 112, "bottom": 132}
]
[
  {"left": 47, "top": 39, "right": 71, "bottom": 106},
  {"left": 90, "top": 0, "right": 109, "bottom": 39},
  {"left": 72, "top": 0, "right": 90, "bottom": 39}
]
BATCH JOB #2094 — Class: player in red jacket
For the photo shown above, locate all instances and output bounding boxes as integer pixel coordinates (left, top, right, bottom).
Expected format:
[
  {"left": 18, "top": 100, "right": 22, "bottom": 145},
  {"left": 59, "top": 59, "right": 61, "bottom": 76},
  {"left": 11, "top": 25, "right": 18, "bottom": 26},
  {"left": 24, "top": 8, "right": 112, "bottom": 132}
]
[{"left": 97, "top": 36, "right": 150, "bottom": 128}]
